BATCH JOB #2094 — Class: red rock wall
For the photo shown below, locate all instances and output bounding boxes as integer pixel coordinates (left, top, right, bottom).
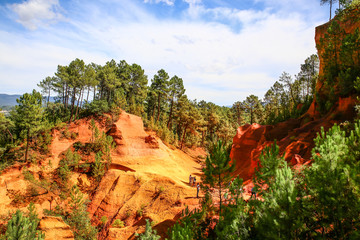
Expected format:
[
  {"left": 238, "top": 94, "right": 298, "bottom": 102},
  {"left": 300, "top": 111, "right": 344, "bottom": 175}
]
[{"left": 231, "top": 8, "right": 360, "bottom": 180}]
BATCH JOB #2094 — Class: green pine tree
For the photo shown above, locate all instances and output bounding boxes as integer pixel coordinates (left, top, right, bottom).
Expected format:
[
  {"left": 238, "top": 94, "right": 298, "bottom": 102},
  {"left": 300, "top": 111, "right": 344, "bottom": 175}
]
[
  {"left": 135, "top": 219, "right": 160, "bottom": 240},
  {"left": 12, "top": 90, "right": 44, "bottom": 162},
  {"left": 4, "top": 208, "right": 44, "bottom": 240},
  {"left": 202, "top": 140, "right": 235, "bottom": 216}
]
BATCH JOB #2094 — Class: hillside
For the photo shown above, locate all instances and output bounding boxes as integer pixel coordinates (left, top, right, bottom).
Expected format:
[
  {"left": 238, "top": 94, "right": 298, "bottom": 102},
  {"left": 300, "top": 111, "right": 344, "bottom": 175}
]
[
  {"left": 0, "top": 94, "right": 21, "bottom": 107},
  {"left": 0, "top": 111, "right": 206, "bottom": 239},
  {"left": 1, "top": 4, "right": 360, "bottom": 240}
]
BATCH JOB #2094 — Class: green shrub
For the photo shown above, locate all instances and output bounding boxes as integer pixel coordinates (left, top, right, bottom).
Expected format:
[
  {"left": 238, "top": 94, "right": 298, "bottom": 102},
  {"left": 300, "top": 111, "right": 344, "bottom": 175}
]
[
  {"left": 135, "top": 219, "right": 160, "bottom": 240},
  {"left": 112, "top": 219, "right": 124, "bottom": 228},
  {"left": 100, "top": 216, "right": 108, "bottom": 226},
  {"left": 4, "top": 203, "right": 44, "bottom": 240},
  {"left": 82, "top": 100, "right": 110, "bottom": 117},
  {"left": 92, "top": 152, "right": 105, "bottom": 181}
]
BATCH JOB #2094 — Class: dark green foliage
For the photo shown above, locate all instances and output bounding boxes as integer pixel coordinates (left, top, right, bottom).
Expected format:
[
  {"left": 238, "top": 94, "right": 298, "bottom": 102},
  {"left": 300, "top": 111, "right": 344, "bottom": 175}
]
[
  {"left": 66, "top": 185, "right": 97, "bottom": 240},
  {"left": 254, "top": 141, "right": 284, "bottom": 189},
  {"left": 82, "top": 100, "right": 110, "bottom": 116},
  {"left": 304, "top": 123, "right": 360, "bottom": 238},
  {"left": 175, "top": 121, "right": 360, "bottom": 239},
  {"left": 254, "top": 163, "right": 303, "bottom": 239},
  {"left": 135, "top": 219, "right": 160, "bottom": 240},
  {"left": 202, "top": 140, "right": 235, "bottom": 215},
  {"left": 11, "top": 90, "right": 44, "bottom": 162},
  {"left": 243, "top": 94, "right": 263, "bottom": 124},
  {"left": 57, "top": 149, "right": 81, "bottom": 183},
  {"left": 168, "top": 221, "right": 194, "bottom": 240},
  {"left": 228, "top": 177, "right": 244, "bottom": 206},
  {"left": 215, "top": 197, "right": 250, "bottom": 240},
  {"left": 3, "top": 203, "right": 44, "bottom": 240},
  {"left": 92, "top": 152, "right": 105, "bottom": 181}
]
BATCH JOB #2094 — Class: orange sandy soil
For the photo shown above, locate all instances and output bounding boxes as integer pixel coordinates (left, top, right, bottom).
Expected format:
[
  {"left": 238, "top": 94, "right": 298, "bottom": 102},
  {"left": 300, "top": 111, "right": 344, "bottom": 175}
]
[
  {"left": 89, "top": 112, "right": 206, "bottom": 239},
  {"left": 0, "top": 111, "right": 207, "bottom": 240}
]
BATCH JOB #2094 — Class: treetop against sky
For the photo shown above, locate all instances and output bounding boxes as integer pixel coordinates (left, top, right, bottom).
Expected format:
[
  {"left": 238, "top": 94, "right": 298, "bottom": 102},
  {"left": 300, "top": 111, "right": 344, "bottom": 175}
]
[{"left": 0, "top": 0, "right": 331, "bottom": 105}]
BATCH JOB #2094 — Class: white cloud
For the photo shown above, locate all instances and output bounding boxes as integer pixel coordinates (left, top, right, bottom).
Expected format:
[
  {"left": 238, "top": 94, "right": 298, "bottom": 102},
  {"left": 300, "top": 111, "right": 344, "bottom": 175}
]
[
  {"left": 8, "top": 0, "right": 63, "bottom": 30},
  {"left": 0, "top": 0, "right": 330, "bottom": 105},
  {"left": 144, "top": 0, "right": 175, "bottom": 6}
]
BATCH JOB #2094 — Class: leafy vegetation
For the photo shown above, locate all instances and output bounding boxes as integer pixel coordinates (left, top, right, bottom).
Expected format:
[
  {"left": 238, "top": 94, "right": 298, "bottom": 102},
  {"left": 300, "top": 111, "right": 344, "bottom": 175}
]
[
  {"left": 135, "top": 219, "right": 160, "bottom": 240},
  {"left": 0, "top": 3, "right": 358, "bottom": 239},
  {"left": 169, "top": 122, "right": 360, "bottom": 239},
  {"left": 1, "top": 203, "right": 44, "bottom": 240}
]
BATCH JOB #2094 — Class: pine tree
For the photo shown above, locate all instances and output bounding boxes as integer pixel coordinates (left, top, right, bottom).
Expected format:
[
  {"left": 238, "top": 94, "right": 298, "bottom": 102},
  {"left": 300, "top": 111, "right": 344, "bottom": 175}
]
[
  {"left": 202, "top": 140, "right": 235, "bottom": 215},
  {"left": 304, "top": 123, "right": 360, "bottom": 238},
  {"left": 243, "top": 95, "right": 263, "bottom": 124},
  {"left": 12, "top": 90, "right": 44, "bottom": 162},
  {"left": 167, "top": 75, "right": 185, "bottom": 129},
  {"left": 167, "top": 221, "right": 194, "bottom": 240},
  {"left": 67, "top": 185, "right": 97, "bottom": 239},
  {"left": 4, "top": 208, "right": 44, "bottom": 240},
  {"left": 92, "top": 152, "right": 105, "bottom": 181},
  {"left": 135, "top": 219, "right": 160, "bottom": 240},
  {"left": 255, "top": 163, "right": 302, "bottom": 239},
  {"left": 254, "top": 142, "right": 284, "bottom": 190},
  {"left": 150, "top": 69, "right": 170, "bottom": 123}
]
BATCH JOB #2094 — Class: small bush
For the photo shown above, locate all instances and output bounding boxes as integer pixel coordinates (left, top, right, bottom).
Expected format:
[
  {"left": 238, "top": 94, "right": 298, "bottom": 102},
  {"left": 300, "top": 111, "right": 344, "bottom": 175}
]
[
  {"left": 70, "top": 131, "right": 78, "bottom": 140},
  {"left": 100, "top": 216, "right": 108, "bottom": 226},
  {"left": 112, "top": 219, "right": 124, "bottom": 228},
  {"left": 158, "top": 186, "right": 164, "bottom": 193},
  {"left": 61, "top": 127, "right": 71, "bottom": 139},
  {"left": 137, "top": 204, "right": 146, "bottom": 218}
]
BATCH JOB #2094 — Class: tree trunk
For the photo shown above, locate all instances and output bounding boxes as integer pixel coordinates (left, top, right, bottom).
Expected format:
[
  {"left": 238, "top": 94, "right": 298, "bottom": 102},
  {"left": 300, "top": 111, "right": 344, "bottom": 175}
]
[
  {"left": 201, "top": 130, "right": 205, "bottom": 147},
  {"left": 80, "top": 88, "right": 84, "bottom": 109},
  {"left": 157, "top": 93, "right": 161, "bottom": 122},
  {"left": 47, "top": 88, "right": 50, "bottom": 106},
  {"left": 167, "top": 98, "right": 174, "bottom": 128},
  {"left": 75, "top": 88, "right": 83, "bottom": 120},
  {"left": 62, "top": 84, "right": 65, "bottom": 106},
  {"left": 6, "top": 128, "right": 13, "bottom": 143},
  {"left": 180, "top": 125, "right": 188, "bottom": 149},
  {"left": 64, "top": 84, "right": 68, "bottom": 108},
  {"left": 69, "top": 87, "right": 76, "bottom": 123},
  {"left": 86, "top": 87, "right": 90, "bottom": 103},
  {"left": 219, "top": 174, "right": 222, "bottom": 216},
  {"left": 93, "top": 86, "right": 97, "bottom": 101},
  {"left": 152, "top": 100, "right": 156, "bottom": 120},
  {"left": 25, "top": 128, "right": 30, "bottom": 162},
  {"left": 250, "top": 108, "right": 254, "bottom": 124}
]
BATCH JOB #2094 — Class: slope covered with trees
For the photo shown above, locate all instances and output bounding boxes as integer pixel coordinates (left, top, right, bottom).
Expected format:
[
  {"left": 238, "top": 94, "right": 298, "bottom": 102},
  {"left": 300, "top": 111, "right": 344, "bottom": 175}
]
[{"left": 0, "top": 1, "right": 359, "bottom": 239}]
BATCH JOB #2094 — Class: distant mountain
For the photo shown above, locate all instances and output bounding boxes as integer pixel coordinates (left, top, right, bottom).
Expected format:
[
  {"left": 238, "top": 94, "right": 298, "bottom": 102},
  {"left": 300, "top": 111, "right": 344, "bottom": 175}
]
[
  {"left": 0, "top": 93, "right": 56, "bottom": 108},
  {"left": 0, "top": 94, "right": 21, "bottom": 107}
]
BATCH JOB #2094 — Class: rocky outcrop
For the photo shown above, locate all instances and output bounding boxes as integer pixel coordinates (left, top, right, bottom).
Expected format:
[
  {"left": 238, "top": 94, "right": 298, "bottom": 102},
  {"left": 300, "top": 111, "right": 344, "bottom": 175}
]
[
  {"left": 231, "top": 7, "right": 360, "bottom": 181},
  {"left": 145, "top": 135, "right": 159, "bottom": 149},
  {"left": 230, "top": 117, "right": 337, "bottom": 180},
  {"left": 39, "top": 216, "right": 74, "bottom": 240},
  {"left": 107, "top": 124, "right": 125, "bottom": 146},
  {"left": 309, "top": 6, "right": 360, "bottom": 118}
]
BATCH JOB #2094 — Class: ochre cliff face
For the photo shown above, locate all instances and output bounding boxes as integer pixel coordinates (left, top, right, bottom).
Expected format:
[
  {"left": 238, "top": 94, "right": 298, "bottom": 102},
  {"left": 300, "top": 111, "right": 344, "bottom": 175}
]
[
  {"left": 0, "top": 112, "right": 205, "bottom": 240},
  {"left": 231, "top": 7, "right": 360, "bottom": 181},
  {"left": 313, "top": 7, "right": 360, "bottom": 113},
  {"left": 315, "top": 7, "right": 360, "bottom": 79}
]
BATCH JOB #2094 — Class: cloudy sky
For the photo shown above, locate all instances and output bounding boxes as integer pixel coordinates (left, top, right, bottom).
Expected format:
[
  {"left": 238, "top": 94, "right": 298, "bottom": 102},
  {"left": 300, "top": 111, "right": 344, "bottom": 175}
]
[{"left": 0, "top": 0, "right": 331, "bottom": 105}]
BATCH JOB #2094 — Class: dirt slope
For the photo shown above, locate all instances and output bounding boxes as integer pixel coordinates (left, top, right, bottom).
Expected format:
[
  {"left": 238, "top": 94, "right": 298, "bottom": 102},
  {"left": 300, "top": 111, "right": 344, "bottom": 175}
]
[
  {"left": 0, "top": 111, "right": 205, "bottom": 239},
  {"left": 89, "top": 112, "right": 204, "bottom": 239}
]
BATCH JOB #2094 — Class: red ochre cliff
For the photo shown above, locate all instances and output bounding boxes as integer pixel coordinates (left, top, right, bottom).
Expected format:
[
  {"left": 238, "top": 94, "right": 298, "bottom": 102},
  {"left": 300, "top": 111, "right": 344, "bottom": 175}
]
[{"left": 231, "top": 7, "right": 360, "bottom": 181}]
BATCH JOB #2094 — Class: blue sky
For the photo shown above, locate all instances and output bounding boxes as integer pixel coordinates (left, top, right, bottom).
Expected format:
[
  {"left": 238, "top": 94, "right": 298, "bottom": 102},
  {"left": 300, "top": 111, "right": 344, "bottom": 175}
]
[{"left": 0, "top": 0, "right": 331, "bottom": 105}]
